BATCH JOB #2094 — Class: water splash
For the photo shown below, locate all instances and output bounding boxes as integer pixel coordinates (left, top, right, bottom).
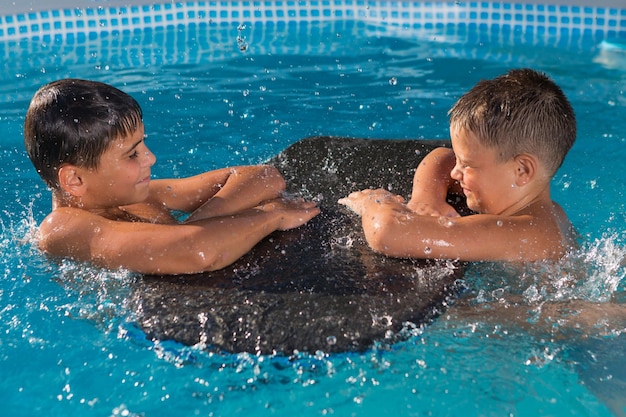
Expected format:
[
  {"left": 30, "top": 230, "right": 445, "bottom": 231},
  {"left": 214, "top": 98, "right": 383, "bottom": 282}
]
[
  {"left": 237, "top": 24, "right": 249, "bottom": 52},
  {"left": 457, "top": 232, "right": 626, "bottom": 340},
  {"left": 518, "top": 232, "right": 626, "bottom": 305},
  {"left": 467, "top": 232, "right": 625, "bottom": 303},
  {"left": 576, "top": 232, "right": 626, "bottom": 301},
  {"left": 53, "top": 260, "right": 138, "bottom": 334}
]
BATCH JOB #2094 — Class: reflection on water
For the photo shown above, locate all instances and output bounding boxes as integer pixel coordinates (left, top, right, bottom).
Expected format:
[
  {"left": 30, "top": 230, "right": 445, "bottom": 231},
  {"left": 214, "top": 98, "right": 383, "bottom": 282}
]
[{"left": 595, "top": 40, "right": 626, "bottom": 70}]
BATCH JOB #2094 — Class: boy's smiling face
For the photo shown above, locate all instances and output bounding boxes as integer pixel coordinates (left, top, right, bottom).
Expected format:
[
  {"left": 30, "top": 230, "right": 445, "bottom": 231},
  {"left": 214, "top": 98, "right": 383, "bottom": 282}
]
[
  {"left": 449, "top": 126, "right": 520, "bottom": 215},
  {"left": 78, "top": 124, "right": 156, "bottom": 209}
]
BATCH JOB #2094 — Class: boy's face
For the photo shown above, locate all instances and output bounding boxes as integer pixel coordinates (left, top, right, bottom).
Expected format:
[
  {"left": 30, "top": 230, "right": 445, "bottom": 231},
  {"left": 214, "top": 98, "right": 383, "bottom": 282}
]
[
  {"left": 449, "top": 126, "right": 519, "bottom": 215},
  {"left": 78, "top": 124, "right": 156, "bottom": 209}
]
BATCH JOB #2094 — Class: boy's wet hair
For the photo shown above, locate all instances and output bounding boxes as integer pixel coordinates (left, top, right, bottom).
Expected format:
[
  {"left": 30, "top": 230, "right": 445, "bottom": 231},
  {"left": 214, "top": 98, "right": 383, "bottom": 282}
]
[
  {"left": 448, "top": 68, "right": 576, "bottom": 176},
  {"left": 24, "top": 79, "right": 143, "bottom": 189}
]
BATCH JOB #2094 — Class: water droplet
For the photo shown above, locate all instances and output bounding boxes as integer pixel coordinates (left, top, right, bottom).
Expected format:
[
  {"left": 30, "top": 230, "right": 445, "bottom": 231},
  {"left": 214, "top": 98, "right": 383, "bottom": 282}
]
[
  {"left": 388, "top": 77, "right": 398, "bottom": 86},
  {"left": 438, "top": 216, "right": 453, "bottom": 227},
  {"left": 424, "top": 247, "right": 432, "bottom": 255},
  {"left": 326, "top": 335, "right": 337, "bottom": 345},
  {"left": 496, "top": 220, "right": 503, "bottom": 227}
]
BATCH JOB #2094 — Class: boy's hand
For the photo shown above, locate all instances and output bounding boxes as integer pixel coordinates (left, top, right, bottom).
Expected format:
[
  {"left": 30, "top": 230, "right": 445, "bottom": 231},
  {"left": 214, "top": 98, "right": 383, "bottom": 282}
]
[
  {"left": 338, "top": 189, "right": 405, "bottom": 216},
  {"left": 258, "top": 197, "right": 320, "bottom": 230}
]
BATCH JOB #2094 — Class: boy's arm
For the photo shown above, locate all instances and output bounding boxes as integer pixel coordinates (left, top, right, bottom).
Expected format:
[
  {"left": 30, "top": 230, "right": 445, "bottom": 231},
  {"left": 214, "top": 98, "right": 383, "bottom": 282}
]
[
  {"left": 148, "top": 165, "right": 286, "bottom": 220},
  {"left": 407, "top": 147, "right": 462, "bottom": 217},
  {"left": 38, "top": 200, "right": 319, "bottom": 275},
  {"left": 339, "top": 189, "right": 566, "bottom": 262}
]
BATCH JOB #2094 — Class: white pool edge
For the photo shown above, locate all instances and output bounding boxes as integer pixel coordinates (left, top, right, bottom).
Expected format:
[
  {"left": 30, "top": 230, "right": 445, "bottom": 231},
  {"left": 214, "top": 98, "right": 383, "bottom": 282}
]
[
  {"left": 0, "top": 1, "right": 624, "bottom": 42},
  {"left": 1, "top": 0, "right": 626, "bottom": 16}
]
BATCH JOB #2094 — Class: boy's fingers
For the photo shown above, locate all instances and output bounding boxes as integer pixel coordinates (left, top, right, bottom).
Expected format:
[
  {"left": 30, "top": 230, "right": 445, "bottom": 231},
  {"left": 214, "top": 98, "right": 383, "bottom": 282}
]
[{"left": 299, "top": 201, "right": 318, "bottom": 209}]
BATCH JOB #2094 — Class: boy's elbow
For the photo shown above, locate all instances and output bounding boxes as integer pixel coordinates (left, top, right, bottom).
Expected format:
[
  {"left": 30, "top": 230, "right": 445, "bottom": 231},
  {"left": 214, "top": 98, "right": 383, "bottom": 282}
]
[
  {"left": 366, "top": 232, "right": 389, "bottom": 255},
  {"left": 184, "top": 249, "right": 231, "bottom": 273},
  {"left": 263, "top": 165, "right": 286, "bottom": 192},
  {"left": 146, "top": 252, "right": 227, "bottom": 275},
  {"left": 362, "top": 214, "right": 397, "bottom": 256}
]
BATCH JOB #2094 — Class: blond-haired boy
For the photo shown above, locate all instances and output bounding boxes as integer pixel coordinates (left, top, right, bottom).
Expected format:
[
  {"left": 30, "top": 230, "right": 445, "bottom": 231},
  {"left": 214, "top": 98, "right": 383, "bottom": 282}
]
[{"left": 340, "top": 68, "right": 577, "bottom": 262}]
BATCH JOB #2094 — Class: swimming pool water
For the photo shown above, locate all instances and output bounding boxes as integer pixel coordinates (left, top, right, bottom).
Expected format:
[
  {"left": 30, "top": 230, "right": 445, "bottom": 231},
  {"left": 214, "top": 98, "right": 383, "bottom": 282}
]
[{"left": 1, "top": 6, "right": 626, "bottom": 417}]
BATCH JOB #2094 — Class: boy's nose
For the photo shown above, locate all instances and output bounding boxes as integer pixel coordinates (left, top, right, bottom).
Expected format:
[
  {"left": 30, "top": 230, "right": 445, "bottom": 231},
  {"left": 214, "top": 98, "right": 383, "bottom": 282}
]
[
  {"left": 142, "top": 146, "right": 156, "bottom": 167},
  {"left": 450, "top": 163, "right": 462, "bottom": 181}
]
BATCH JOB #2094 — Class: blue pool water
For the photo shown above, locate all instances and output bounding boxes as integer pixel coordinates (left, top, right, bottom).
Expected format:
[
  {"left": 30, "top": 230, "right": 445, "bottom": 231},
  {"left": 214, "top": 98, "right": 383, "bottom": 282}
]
[{"left": 1, "top": 2, "right": 626, "bottom": 416}]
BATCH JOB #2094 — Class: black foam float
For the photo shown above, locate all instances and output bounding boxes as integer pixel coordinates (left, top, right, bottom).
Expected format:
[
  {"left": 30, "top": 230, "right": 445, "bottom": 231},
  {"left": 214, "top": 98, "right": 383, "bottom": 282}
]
[{"left": 130, "top": 136, "right": 467, "bottom": 354}]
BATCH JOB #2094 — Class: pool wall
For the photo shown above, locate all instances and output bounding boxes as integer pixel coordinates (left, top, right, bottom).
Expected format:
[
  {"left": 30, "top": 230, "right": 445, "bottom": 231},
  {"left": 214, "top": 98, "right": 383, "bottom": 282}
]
[{"left": 0, "top": 1, "right": 624, "bottom": 42}]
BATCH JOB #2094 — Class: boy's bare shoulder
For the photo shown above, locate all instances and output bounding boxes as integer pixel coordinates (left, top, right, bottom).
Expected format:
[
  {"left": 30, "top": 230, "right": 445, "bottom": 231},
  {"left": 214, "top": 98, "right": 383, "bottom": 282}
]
[
  {"left": 37, "top": 207, "right": 108, "bottom": 252},
  {"left": 37, "top": 205, "right": 177, "bottom": 266},
  {"left": 501, "top": 200, "right": 576, "bottom": 258},
  {"left": 40, "top": 206, "right": 103, "bottom": 230},
  {"left": 446, "top": 200, "right": 574, "bottom": 261},
  {"left": 551, "top": 201, "right": 578, "bottom": 247},
  {"left": 527, "top": 200, "right": 575, "bottom": 241}
]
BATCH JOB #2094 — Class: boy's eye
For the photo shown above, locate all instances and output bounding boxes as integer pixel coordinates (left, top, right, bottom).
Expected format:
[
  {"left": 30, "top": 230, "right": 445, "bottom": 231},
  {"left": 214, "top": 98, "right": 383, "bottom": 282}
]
[{"left": 129, "top": 150, "right": 139, "bottom": 159}]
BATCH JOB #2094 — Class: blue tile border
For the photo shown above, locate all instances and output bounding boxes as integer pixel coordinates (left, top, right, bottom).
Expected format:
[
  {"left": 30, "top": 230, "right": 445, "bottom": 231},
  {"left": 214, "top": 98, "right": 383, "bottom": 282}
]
[{"left": 0, "top": 1, "right": 624, "bottom": 40}]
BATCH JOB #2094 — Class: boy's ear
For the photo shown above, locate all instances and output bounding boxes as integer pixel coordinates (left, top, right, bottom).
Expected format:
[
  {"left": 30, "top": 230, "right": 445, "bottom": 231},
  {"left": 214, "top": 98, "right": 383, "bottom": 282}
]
[
  {"left": 513, "top": 153, "right": 537, "bottom": 186},
  {"left": 57, "top": 165, "right": 87, "bottom": 196}
]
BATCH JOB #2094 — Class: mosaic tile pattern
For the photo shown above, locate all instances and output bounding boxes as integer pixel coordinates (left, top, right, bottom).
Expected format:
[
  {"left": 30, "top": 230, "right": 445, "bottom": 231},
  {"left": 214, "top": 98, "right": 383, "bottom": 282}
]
[{"left": 0, "top": 1, "right": 624, "bottom": 40}]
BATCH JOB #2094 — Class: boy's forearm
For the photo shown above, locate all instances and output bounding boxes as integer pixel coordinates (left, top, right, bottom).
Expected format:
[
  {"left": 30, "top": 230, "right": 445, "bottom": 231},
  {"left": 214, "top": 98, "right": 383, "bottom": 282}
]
[
  {"left": 184, "top": 208, "right": 284, "bottom": 271},
  {"left": 217, "top": 165, "right": 285, "bottom": 206},
  {"left": 410, "top": 147, "right": 457, "bottom": 199},
  {"left": 360, "top": 202, "right": 415, "bottom": 257},
  {"left": 185, "top": 165, "right": 285, "bottom": 222},
  {"left": 150, "top": 165, "right": 285, "bottom": 218},
  {"left": 407, "top": 147, "right": 462, "bottom": 216},
  {"left": 137, "top": 198, "right": 317, "bottom": 274},
  {"left": 360, "top": 200, "right": 456, "bottom": 259},
  {"left": 104, "top": 208, "right": 285, "bottom": 275}
]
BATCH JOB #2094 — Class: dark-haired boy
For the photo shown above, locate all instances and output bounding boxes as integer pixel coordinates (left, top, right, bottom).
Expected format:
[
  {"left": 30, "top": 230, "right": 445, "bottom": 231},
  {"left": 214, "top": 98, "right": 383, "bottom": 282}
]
[{"left": 25, "top": 79, "right": 319, "bottom": 274}]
